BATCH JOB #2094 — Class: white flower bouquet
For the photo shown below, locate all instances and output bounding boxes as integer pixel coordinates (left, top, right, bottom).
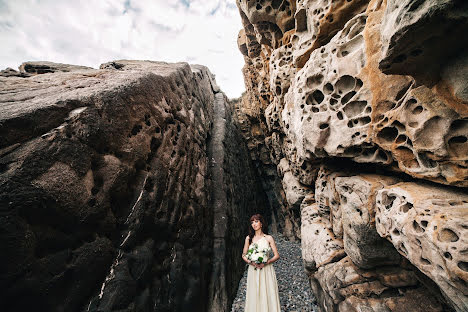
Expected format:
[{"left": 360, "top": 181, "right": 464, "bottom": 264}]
[{"left": 246, "top": 243, "right": 270, "bottom": 270}]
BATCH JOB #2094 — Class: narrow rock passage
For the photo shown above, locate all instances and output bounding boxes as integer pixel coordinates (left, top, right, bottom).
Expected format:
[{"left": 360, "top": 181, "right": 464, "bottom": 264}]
[{"left": 231, "top": 233, "right": 317, "bottom": 312}]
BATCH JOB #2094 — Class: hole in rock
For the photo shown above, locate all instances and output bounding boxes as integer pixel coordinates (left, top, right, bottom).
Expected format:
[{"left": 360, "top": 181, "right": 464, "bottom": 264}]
[
  {"left": 341, "top": 91, "right": 356, "bottom": 104},
  {"left": 343, "top": 100, "right": 367, "bottom": 118},
  {"left": 412, "top": 105, "right": 423, "bottom": 114},
  {"left": 450, "top": 119, "right": 468, "bottom": 132},
  {"left": 307, "top": 74, "right": 324, "bottom": 87},
  {"left": 377, "top": 127, "right": 398, "bottom": 143},
  {"left": 401, "top": 202, "right": 413, "bottom": 213},
  {"left": 392, "top": 229, "right": 400, "bottom": 236},
  {"left": 458, "top": 262, "right": 468, "bottom": 272},
  {"left": 355, "top": 79, "right": 363, "bottom": 90},
  {"left": 400, "top": 243, "right": 408, "bottom": 256},
  {"left": 382, "top": 194, "right": 396, "bottom": 209},
  {"left": 396, "top": 135, "right": 407, "bottom": 144},
  {"left": 377, "top": 149, "right": 388, "bottom": 161},
  {"left": 330, "top": 98, "right": 338, "bottom": 106},
  {"left": 335, "top": 75, "right": 356, "bottom": 94},
  {"left": 337, "top": 111, "right": 344, "bottom": 120},
  {"left": 396, "top": 146, "right": 418, "bottom": 168},
  {"left": 131, "top": 124, "right": 142, "bottom": 136},
  {"left": 395, "top": 81, "right": 412, "bottom": 101},
  {"left": 413, "top": 220, "right": 425, "bottom": 233},
  {"left": 312, "top": 90, "right": 324, "bottom": 104},
  {"left": 421, "top": 257, "right": 431, "bottom": 265},
  {"left": 87, "top": 198, "right": 96, "bottom": 207},
  {"left": 319, "top": 123, "right": 329, "bottom": 130},
  {"left": 360, "top": 116, "right": 371, "bottom": 125},
  {"left": 276, "top": 86, "right": 282, "bottom": 95},
  {"left": 418, "top": 153, "right": 437, "bottom": 168},
  {"left": 393, "top": 54, "right": 407, "bottom": 63},
  {"left": 444, "top": 252, "right": 452, "bottom": 260},
  {"left": 449, "top": 136, "right": 467, "bottom": 144},
  {"left": 438, "top": 228, "right": 459, "bottom": 242},
  {"left": 421, "top": 220, "right": 428, "bottom": 227},
  {"left": 324, "top": 83, "right": 334, "bottom": 94},
  {"left": 271, "top": 0, "right": 281, "bottom": 9}
]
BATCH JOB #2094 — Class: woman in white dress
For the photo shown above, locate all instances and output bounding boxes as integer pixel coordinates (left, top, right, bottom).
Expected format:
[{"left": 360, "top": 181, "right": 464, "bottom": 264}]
[{"left": 242, "top": 214, "right": 281, "bottom": 312}]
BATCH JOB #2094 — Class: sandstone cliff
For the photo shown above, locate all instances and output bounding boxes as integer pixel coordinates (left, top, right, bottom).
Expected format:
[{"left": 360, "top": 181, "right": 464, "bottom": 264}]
[
  {"left": 235, "top": 0, "right": 468, "bottom": 311},
  {"left": 0, "top": 60, "right": 268, "bottom": 311}
]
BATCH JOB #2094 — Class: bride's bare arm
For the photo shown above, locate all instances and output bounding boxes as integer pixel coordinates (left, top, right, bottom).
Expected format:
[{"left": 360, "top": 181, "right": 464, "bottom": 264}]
[
  {"left": 242, "top": 236, "right": 254, "bottom": 265},
  {"left": 266, "top": 235, "right": 280, "bottom": 265}
]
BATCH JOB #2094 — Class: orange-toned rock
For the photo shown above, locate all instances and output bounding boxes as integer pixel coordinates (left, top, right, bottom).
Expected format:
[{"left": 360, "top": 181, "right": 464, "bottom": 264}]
[{"left": 376, "top": 182, "right": 468, "bottom": 312}]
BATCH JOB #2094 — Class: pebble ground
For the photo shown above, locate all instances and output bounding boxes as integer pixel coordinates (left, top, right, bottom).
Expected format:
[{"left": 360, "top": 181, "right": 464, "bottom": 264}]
[{"left": 231, "top": 233, "right": 318, "bottom": 312}]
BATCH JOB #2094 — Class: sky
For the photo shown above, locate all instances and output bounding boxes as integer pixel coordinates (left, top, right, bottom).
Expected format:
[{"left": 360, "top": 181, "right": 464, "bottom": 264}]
[{"left": 0, "top": 0, "right": 246, "bottom": 98}]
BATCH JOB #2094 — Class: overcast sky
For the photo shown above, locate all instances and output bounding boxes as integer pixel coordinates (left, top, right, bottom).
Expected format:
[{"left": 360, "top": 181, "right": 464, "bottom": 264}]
[{"left": 0, "top": 0, "right": 246, "bottom": 98}]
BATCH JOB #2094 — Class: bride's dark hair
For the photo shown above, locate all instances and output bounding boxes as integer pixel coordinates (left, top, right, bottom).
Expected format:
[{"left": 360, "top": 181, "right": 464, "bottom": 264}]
[{"left": 248, "top": 214, "right": 268, "bottom": 245}]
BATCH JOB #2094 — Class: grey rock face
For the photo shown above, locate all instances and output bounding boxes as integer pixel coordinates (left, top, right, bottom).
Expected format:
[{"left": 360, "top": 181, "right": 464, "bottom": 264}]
[{"left": 0, "top": 60, "right": 267, "bottom": 312}]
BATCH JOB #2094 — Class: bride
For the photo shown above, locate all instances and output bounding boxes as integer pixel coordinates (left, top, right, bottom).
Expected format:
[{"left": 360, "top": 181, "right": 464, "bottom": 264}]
[{"left": 241, "top": 214, "right": 281, "bottom": 312}]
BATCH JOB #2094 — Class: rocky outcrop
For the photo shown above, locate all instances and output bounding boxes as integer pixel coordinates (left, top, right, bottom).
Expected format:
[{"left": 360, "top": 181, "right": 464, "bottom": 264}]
[
  {"left": 235, "top": 0, "right": 468, "bottom": 311},
  {"left": 0, "top": 60, "right": 267, "bottom": 311}
]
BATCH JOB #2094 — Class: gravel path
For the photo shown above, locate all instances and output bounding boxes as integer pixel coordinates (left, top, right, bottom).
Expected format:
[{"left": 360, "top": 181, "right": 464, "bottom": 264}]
[{"left": 231, "top": 233, "right": 318, "bottom": 312}]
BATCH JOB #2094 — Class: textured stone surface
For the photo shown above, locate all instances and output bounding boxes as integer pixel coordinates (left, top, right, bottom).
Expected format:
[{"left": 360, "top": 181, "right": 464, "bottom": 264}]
[
  {"left": 0, "top": 60, "right": 267, "bottom": 312},
  {"left": 234, "top": 0, "right": 468, "bottom": 310},
  {"left": 379, "top": 0, "right": 468, "bottom": 86},
  {"left": 376, "top": 183, "right": 468, "bottom": 312},
  {"left": 311, "top": 256, "right": 443, "bottom": 312},
  {"left": 292, "top": 0, "right": 370, "bottom": 68},
  {"left": 301, "top": 201, "right": 345, "bottom": 271},
  {"left": 335, "top": 175, "right": 401, "bottom": 269}
]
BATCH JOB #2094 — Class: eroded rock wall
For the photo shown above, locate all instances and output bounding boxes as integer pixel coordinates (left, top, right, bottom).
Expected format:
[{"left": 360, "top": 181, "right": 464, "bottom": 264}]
[
  {"left": 0, "top": 60, "right": 266, "bottom": 312},
  {"left": 235, "top": 0, "right": 468, "bottom": 311}
]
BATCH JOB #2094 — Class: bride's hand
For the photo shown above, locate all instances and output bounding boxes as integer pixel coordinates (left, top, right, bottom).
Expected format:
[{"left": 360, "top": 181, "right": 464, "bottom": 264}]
[{"left": 257, "top": 263, "right": 265, "bottom": 269}]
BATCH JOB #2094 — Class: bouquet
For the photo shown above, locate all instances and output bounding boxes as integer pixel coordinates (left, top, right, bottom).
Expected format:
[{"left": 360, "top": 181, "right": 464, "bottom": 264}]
[{"left": 246, "top": 243, "right": 270, "bottom": 270}]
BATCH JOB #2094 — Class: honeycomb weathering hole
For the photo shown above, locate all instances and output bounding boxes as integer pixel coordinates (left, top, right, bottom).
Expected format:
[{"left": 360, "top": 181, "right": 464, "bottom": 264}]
[
  {"left": 438, "top": 228, "right": 459, "bottom": 242},
  {"left": 412, "top": 220, "right": 425, "bottom": 233},
  {"left": 324, "top": 83, "right": 334, "bottom": 94},
  {"left": 343, "top": 101, "right": 367, "bottom": 118},
  {"left": 341, "top": 91, "right": 356, "bottom": 104},
  {"left": 319, "top": 123, "right": 329, "bottom": 130},
  {"left": 449, "top": 136, "right": 467, "bottom": 144},
  {"left": 307, "top": 74, "right": 324, "bottom": 87},
  {"left": 396, "top": 146, "right": 419, "bottom": 168},
  {"left": 312, "top": 90, "right": 324, "bottom": 104},
  {"left": 458, "top": 262, "right": 468, "bottom": 272},
  {"left": 335, "top": 75, "right": 356, "bottom": 94},
  {"left": 377, "top": 127, "right": 398, "bottom": 143}
]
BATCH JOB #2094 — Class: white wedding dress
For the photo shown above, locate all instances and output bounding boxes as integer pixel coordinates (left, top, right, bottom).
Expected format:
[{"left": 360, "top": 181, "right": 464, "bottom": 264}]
[{"left": 245, "top": 235, "right": 281, "bottom": 312}]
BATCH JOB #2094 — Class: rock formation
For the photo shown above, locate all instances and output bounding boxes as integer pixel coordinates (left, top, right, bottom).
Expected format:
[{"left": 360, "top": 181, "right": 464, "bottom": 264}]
[
  {"left": 235, "top": 0, "right": 468, "bottom": 311},
  {"left": 0, "top": 60, "right": 268, "bottom": 311}
]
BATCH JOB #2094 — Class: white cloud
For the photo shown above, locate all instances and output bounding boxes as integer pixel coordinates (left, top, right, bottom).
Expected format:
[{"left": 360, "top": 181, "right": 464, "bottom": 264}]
[{"left": 0, "top": 0, "right": 246, "bottom": 98}]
